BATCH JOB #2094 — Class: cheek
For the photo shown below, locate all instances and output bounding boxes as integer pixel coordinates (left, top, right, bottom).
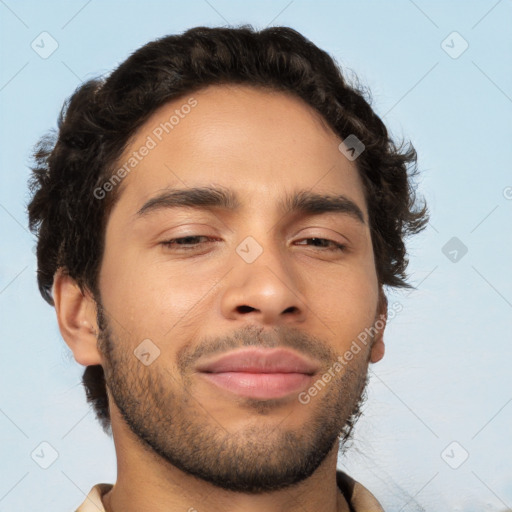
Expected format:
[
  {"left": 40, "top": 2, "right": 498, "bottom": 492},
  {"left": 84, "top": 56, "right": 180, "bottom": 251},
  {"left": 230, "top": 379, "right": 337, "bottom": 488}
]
[
  {"left": 319, "top": 284, "right": 377, "bottom": 328},
  {"left": 309, "top": 262, "right": 379, "bottom": 348},
  {"left": 99, "top": 245, "right": 221, "bottom": 340}
]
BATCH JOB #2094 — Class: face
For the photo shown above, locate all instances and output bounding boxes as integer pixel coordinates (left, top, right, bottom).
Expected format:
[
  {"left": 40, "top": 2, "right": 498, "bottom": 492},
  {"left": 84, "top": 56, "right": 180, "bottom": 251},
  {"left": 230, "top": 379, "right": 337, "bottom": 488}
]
[{"left": 95, "top": 84, "right": 385, "bottom": 493}]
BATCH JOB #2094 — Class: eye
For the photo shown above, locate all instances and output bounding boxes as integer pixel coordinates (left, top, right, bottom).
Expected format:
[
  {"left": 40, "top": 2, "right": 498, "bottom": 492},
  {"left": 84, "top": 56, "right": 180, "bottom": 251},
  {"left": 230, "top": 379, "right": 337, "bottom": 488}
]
[
  {"left": 160, "top": 235, "right": 217, "bottom": 250},
  {"left": 295, "top": 237, "right": 347, "bottom": 252}
]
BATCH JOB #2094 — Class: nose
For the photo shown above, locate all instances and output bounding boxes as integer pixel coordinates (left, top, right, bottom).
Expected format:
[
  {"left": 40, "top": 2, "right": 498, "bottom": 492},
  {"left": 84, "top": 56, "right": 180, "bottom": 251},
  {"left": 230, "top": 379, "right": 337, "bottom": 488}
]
[{"left": 220, "top": 242, "right": 307, "bottom": 326}]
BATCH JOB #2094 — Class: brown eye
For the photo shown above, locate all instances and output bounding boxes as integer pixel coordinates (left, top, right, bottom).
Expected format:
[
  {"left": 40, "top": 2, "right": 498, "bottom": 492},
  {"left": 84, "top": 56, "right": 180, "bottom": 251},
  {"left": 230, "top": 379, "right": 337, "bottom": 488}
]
[
  {"left": 295, "top": 238, "right": 346, "bottom": 252},
  {"left": 161, "top": 236, "right": 215, "bottom": 250}
]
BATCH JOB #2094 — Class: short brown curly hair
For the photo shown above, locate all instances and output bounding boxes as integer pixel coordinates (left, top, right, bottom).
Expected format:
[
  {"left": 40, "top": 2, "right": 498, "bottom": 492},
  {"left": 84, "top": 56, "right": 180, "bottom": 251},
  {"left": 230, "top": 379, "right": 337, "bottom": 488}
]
[{"left": 27, "top": 25, "right": 428, "bottom": 434}]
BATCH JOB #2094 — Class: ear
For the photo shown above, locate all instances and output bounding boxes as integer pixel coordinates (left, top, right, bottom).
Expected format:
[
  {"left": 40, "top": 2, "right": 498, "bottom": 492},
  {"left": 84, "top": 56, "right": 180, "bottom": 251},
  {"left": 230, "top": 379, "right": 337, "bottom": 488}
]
[
  {"left": 369, "top": 288, "right": 387, "bottom": 364},
  {"left": 52, "top": 268, "right": 103, "bottom": 366}
]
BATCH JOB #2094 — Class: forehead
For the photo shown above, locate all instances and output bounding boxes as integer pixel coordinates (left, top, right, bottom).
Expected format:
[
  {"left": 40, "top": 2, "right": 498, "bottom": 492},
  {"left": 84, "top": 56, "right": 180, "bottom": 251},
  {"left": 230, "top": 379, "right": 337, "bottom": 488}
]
[{"left": 109, "top": 84, "right": 367, "bottom": 220}]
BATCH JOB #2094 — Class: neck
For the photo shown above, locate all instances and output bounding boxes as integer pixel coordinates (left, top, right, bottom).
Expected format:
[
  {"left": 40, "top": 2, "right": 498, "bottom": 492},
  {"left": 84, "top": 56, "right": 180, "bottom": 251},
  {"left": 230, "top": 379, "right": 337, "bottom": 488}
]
[{"left": 102, "top": 422, "right": 350, "bottom": 512}]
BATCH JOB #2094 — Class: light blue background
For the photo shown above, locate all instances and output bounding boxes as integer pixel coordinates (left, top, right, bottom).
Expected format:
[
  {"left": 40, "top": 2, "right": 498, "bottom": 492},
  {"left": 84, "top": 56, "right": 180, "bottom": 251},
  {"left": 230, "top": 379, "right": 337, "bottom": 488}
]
[{"left": 1, "top": 1, "right": 511, "bottom": 510}]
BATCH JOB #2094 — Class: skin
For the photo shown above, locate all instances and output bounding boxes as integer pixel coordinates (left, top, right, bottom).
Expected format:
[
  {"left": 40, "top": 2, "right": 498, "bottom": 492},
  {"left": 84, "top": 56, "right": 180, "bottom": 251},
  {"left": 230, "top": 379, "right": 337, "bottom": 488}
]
[{"left": 53, "top": 84, "right": 387, "bottom": 512}]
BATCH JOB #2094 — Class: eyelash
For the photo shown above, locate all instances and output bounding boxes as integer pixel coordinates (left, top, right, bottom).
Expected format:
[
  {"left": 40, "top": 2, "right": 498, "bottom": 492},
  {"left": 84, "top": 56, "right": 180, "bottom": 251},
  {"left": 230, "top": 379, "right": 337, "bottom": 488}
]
[{"left": 160, "top": 236, "right": 347, "bottom": 252}]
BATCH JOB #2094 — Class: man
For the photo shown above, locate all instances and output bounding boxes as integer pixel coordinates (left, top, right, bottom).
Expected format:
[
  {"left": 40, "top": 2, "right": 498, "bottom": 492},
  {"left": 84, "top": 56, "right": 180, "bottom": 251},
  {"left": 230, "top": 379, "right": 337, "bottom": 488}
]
[{"left": 27, "top": 25, "right": 428, "bottom": 512}]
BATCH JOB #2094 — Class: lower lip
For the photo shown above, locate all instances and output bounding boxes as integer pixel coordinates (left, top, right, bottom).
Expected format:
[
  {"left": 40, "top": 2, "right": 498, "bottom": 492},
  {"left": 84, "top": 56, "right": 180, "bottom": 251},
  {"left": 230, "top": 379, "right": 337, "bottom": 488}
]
[{"left": 199, "top": 372, "right": 313, "bottom": 400}]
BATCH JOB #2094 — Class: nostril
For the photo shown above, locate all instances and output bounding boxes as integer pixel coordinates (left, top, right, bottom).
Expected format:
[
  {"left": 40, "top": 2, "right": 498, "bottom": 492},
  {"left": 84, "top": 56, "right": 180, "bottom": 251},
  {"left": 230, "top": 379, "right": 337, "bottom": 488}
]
[{"left": 237, "top": 305, "right": 256, "bottom": 313}]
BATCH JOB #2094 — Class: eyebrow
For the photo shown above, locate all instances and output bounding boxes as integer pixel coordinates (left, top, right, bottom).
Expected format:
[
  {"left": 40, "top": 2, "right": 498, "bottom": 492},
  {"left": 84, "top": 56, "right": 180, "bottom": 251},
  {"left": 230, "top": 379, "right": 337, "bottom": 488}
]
[{"left": 135, "top": 186, "right": 365, "bottom": 224}]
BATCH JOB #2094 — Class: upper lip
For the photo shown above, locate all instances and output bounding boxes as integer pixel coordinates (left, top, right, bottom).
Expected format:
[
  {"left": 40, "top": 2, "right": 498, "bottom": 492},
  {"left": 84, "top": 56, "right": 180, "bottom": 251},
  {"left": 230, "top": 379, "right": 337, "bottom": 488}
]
[{"left": 195, "top": 348, "right": 321, "bottom": 375}]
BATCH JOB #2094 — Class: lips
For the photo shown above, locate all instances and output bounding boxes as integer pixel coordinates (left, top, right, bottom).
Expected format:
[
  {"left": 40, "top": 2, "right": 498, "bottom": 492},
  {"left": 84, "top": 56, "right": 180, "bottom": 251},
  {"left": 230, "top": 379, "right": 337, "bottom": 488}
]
[
  {"left": 195, "top": 348, "right": 321, "bottom": 400},
  {"left": 195, "top": 348, "right": 321, "bottom": 375}
]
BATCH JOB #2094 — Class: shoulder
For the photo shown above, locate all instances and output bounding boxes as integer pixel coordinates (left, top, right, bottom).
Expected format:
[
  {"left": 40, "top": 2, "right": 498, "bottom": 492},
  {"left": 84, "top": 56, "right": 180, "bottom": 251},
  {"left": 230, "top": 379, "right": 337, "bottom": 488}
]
[
  {"left": 74, "top": 483, "right": 113, "bottom": 512},
  {"left": 336, "top": 470, "right": 385, "bottom": 511}
]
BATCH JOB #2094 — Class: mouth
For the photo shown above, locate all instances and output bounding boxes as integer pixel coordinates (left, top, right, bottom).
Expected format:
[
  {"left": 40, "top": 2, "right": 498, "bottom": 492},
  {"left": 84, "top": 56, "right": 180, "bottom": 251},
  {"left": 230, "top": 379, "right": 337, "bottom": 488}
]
[
  {"left": 199, "top": 372, "right": 315, "bottom": 400},
  {"left": 195, "top": 348, "right": 320, "bottom": 400}
]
